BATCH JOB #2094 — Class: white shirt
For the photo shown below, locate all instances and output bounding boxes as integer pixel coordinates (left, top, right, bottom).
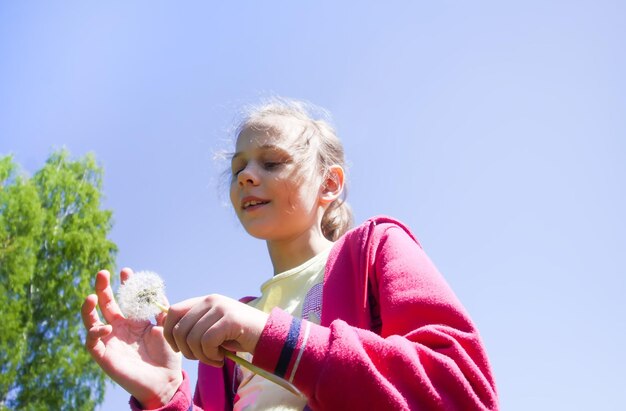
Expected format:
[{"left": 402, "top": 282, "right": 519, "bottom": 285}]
[{"left": 233, "top": 248, "right": 330, "bottom": 411}]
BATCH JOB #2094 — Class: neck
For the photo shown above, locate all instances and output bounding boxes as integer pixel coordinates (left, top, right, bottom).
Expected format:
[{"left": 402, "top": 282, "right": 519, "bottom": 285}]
[{"left": 266, "top": 227, "right": 333, "bottom": 275}]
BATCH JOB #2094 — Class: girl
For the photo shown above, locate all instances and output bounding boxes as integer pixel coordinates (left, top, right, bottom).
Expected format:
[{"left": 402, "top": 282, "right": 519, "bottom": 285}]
[{"left": 81, "top": 98, "right": 498, "bottom": 410}]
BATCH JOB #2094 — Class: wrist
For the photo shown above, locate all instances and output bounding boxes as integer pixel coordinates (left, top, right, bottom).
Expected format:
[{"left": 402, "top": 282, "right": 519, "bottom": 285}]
[
  {"left": 247, "top": 310, "right": 270, "bottom": 354},
  {"left": 137, "top": 372, "right": 183, "bottom": 409}
]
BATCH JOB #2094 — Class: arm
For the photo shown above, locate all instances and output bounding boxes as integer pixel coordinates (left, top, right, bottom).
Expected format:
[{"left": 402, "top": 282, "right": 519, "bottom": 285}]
[{"left": 252, "top": 224, "right": 498, "bottom": 410}]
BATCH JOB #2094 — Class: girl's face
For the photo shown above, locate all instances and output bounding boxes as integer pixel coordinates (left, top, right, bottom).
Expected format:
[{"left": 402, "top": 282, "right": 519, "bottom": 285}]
[{"left": 229, "top": 118, "right": 325, "bottom": 241}]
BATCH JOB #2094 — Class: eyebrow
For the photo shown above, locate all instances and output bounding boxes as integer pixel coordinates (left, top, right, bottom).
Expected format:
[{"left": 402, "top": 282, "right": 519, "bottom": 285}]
[{"left": 231, "top": 144, "right": 289, "bottom": 161}]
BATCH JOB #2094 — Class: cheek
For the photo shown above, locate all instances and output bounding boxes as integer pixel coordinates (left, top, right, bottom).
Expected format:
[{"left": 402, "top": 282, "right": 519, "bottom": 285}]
[
  {"left": 229, "top": 183, "right": 238, "bottom": 211},
  {"left": 285, "top": 182, "right": 320, "bottom": 212}
]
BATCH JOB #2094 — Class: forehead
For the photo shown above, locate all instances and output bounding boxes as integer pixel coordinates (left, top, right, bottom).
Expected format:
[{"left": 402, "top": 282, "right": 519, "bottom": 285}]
[{"left": 235, "top": 115, "right": 305, "bottom": 152}]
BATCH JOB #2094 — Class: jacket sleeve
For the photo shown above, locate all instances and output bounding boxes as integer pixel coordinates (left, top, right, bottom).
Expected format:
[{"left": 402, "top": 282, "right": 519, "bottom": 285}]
[
  {"left": 251, "top": 224, "right": 498, "bottom": 410},
  {"left": 129, "top": 371, "right": 200, "bottom": 411},
  {"left": 129, "top": 362, "right": 236, "bottom": 411}
]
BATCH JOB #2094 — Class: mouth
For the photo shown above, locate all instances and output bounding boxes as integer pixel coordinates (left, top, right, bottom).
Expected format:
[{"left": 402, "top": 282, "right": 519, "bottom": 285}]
[{"left": 242, "top": 198, "right": 270, "bottom": 210}]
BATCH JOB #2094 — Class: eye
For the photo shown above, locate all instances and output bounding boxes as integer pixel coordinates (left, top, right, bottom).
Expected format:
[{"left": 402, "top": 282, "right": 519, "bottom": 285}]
[
  {"left": 263, "top": 161, "right": 282, "bottom": 170},
  {"left": 231, "top": 162, "right": 246, "bottom": 177}
]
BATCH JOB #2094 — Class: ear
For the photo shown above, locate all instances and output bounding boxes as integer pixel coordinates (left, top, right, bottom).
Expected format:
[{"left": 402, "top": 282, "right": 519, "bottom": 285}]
[{"left": 319, "top": 165, "right": 345, "bottom": 205}]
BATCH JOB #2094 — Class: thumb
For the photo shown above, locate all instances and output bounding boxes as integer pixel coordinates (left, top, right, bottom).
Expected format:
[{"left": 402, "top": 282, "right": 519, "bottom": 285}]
[{"left": 156, "top": 311, "right": 167, "bottom": 326}]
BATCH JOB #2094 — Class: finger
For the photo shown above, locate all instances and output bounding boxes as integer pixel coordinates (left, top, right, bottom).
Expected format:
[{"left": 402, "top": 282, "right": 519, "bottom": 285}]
[
  {"left": 163, "top": 308, "right": 181, "bottom": 352},
  {"left": 164, "top": 296, "right": 209, "bottom": 358},
  {"left": 163, "top": 296, "right": 204, "bottom": 350},
  {"left": 173, "top": 305, "right": 210, "bottom": 360},
  {"left": 200, "top": 317, "right": 233, "bottom": 365},
  {"left": 85, "top": 324, "right": 113, "bottom": 359},
  {"left": 81, "top": 294, "right": 103, "bottom": 329},
  {"left": 120, "top": 267, "right": 133, "bottom": 284},
  {"left": 156, "top": 311, "right": 167, "bottom": 327},
  {"left": 95, "top": 270, "right": 124, "bottom": 323},
  {"left": 186, "top": 309, "right": 224, "bottom": 364}
]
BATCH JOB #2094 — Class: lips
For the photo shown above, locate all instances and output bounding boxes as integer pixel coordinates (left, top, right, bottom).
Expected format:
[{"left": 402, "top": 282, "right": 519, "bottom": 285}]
[{"left": 241, "top": 196, "right": 270, "bottom": 210}]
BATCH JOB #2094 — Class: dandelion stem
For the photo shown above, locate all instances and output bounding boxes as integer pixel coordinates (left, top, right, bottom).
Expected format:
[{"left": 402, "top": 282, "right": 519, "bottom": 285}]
[
  {"left": 222, "top": 350, "right": 303, "bottom": 397},
  {"left": 154, "top": 301, "right": 169, "bottom": 313}
]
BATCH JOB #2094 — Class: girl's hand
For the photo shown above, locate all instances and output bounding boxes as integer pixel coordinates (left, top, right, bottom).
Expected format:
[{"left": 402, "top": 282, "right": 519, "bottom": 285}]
[
  {"left": 163, "top": 294, "right": 269, "bottom": 367},
  {"left": 81, "top": 268, "right": 183, "bottom": 409}
]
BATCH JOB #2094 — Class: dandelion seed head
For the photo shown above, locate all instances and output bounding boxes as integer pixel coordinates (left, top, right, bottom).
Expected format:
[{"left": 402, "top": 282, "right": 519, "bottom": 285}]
[{"left": 117, "top": 270, "right": 167, "bottom": 320}]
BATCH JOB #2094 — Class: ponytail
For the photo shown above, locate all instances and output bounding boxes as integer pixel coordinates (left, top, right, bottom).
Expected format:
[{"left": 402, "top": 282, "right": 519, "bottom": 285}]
[{"left": 321, "top": 196, "right": 353, "bottom": 241}]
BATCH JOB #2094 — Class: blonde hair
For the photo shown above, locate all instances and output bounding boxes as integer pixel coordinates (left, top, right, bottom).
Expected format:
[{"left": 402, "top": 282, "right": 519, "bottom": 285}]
[{"left": 235, "top": 97, "right": 353, "bottom": 241}]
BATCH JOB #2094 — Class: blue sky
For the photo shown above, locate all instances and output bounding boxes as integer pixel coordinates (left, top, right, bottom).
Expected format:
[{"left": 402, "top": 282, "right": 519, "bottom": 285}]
[{"left": 1, "top": 2, "right": 624, "bottom": 410}]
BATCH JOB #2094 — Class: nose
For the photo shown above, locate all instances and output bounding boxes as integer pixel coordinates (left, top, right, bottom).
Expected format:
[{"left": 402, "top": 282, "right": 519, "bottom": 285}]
[{"left": 237, "top": 163, "right": 259, "bottom": 186}]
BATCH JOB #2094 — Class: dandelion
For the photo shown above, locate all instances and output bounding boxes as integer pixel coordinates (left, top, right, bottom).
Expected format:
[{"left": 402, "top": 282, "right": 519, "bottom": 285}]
[{"left": 117, "top": 271, "right": 168, "bottom": 320}]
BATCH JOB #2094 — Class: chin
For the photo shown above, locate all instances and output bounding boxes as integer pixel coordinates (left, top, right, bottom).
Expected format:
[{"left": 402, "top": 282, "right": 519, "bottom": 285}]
[
  {"left": 239, "top": 220, "right": 275, "bottom": 240},
  {"left": 245, "top": 229, "right": 272, "bottom": 240}
]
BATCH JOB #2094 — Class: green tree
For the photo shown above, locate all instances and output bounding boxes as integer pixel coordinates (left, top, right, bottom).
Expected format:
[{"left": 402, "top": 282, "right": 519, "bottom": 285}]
[{"left": 0, "top": 151, "right": 117, "bottom": 410}]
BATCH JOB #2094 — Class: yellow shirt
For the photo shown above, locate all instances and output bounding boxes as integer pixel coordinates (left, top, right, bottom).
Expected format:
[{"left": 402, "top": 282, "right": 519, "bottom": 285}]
[{"left": 233, "top": 247, "right": 330, "bottom": 411}]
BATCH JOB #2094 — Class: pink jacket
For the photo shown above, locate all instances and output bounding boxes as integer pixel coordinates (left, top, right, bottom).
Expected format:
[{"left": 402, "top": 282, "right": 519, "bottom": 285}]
[{"left": 131, "top": 216, "right": 498, "bottom": 410}]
